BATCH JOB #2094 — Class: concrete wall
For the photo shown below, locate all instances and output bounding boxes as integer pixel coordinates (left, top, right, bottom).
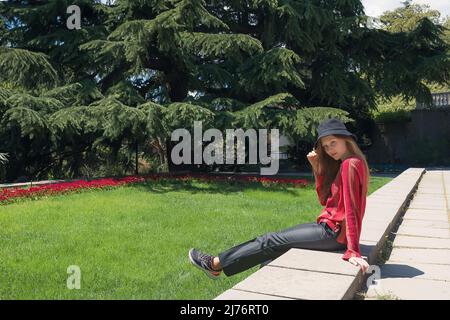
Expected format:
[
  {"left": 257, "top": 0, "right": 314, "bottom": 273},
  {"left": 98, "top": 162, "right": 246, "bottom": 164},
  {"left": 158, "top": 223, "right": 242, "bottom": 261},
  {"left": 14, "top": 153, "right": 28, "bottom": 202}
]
[{"left": 365, "top": 109, "right": 450, "bottom": 166}]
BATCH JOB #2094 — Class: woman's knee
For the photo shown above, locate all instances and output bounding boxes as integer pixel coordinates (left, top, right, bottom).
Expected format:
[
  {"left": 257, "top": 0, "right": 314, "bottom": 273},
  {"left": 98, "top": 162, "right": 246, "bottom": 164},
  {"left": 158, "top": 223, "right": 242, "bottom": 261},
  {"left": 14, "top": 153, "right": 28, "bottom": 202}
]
[{"left": 256, "top": 231, "right": 287, "bottom": 252}]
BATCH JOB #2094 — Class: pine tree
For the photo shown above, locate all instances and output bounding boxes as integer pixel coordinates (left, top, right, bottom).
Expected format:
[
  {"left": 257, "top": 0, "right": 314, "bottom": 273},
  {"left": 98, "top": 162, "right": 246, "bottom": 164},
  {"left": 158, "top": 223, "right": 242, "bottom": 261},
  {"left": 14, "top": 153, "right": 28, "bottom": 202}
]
[{"left": 0, "top": 0, "right": 448, "bottom": 180}]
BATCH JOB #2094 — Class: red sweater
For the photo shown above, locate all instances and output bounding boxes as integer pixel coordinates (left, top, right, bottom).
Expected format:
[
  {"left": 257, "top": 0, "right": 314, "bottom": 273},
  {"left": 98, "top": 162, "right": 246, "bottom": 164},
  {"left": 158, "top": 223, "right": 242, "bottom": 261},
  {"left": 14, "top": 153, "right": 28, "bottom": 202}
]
[{"left": 315, "top": 156, "right": 368, "bottom": 261}]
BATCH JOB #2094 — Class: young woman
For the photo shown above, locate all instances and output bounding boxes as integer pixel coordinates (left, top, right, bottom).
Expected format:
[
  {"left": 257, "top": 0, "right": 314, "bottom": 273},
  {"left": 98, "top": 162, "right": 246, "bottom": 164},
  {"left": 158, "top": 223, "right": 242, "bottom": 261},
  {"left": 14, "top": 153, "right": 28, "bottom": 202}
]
[{"left": 188, "top": 118, "right": 370, "bottom": 279}]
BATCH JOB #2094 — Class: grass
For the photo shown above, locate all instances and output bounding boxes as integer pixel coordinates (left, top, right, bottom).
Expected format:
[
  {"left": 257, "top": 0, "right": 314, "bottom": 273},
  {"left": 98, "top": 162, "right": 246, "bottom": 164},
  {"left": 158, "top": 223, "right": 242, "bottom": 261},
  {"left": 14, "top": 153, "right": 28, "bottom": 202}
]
[{"left": 0, "top": 176, "right": 392, "bottom": 299}]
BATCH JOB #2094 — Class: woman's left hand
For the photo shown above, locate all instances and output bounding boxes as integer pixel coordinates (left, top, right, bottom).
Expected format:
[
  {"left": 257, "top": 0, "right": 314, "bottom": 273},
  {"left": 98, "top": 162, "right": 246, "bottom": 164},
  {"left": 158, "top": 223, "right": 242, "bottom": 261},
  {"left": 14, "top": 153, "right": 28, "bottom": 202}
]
[{"left": 348, "top": 257, "right": 369, "bottom": 273}]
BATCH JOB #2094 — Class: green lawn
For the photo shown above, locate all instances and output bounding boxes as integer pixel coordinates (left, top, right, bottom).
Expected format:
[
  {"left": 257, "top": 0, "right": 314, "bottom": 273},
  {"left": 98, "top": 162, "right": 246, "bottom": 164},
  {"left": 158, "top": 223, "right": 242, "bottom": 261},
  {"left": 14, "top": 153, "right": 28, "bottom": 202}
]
[{"left": 0, "top": 176, "right": 392, "bottom": 299}]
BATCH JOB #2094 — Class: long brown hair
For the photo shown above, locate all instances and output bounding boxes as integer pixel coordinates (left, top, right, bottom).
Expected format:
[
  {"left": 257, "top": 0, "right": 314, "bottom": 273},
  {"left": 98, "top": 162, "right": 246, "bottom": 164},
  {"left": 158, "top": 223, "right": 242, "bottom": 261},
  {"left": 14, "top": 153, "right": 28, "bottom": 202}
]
[{"left": 314, "top": 134, "right": 370, "bottom": 202}]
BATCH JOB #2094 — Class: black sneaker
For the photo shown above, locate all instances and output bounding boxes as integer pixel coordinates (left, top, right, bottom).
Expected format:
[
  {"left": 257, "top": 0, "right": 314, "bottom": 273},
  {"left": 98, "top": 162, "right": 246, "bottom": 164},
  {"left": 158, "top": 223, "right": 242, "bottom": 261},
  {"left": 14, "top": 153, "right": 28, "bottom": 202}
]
[{"left": 188, "top": 248, "right": 222, "bottom": 280}]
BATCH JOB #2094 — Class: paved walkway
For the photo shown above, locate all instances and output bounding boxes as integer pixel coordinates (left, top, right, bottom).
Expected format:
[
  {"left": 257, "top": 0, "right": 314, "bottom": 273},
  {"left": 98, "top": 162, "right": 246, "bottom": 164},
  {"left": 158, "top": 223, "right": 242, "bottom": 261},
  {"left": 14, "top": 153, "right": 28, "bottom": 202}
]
[{"left": 365, "top": 170, "right": 450, "bottom": 299}]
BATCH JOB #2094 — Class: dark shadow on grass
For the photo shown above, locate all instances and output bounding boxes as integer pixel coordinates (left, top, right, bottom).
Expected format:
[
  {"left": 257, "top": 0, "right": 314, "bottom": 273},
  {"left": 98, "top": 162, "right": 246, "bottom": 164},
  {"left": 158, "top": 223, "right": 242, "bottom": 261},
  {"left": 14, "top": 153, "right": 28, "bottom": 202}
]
[
  {"left": 128, "top": 179, "right": 313, "bottom": 196},
  {"left": 0, "top": 179, "right": 315, "bottom": 206}
]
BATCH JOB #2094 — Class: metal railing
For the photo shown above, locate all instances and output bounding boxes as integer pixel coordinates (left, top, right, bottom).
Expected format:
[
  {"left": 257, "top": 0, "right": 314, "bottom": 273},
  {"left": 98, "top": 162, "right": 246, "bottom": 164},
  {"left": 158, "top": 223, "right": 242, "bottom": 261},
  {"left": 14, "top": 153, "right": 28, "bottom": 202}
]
[{"left": 416, "top": 92, "right": 450, "bottom": 109}]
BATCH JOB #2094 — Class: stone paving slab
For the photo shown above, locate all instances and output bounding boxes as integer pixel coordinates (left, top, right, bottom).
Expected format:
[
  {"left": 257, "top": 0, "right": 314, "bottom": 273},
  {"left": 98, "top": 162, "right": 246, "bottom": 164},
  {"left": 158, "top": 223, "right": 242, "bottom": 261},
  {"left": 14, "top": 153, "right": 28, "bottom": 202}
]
[
  {"left": 409, "top": 197, "right": 446, "bottom": 203},
  {"left": 365, "top": 195, "right": 410, "bottom": 202},
  {"left": 396, "top": 225, "right": 450, "bottom": 239},
  {"left": 400, "top": 219, "right": 450, "bottom": 229},
  {"left": 364, "top": 215, "right": 396, "bottom": 224},
  {"left": 414, "top": 189, "right": 445, "bottom": 195},
  {"left": 363, "top": 209, "right": 396, "bottom": 218},
  {"left": 389, "top": 248, "right": 450, "bottom": 265},
  {"left": 409, "top": 197, "right": 447, "bottom": 204},
  {"left": 367, "top": 191, "right": 412, "bottom": 198},
  {"left": 360, "top": 229, "right": 389, "bottom": 243},
  {"left": 417, "top": 180, "right": 444, "bottom": 184},
  {"left": 363, "top": 204, "right": 402, "bottom": 214},
  {"left": 364, "top": 209, "right": 401, "bottom": 223},
  {"left": 266, "top": 248, "right": 360, "bottom": 276},
  {"left": 402, "top": 210, "right": 448, "bottom": 222},
  {"left": 408, "top": 201, "right": 447, "bottom": 210},
  {"left": 413, "top": 199, "right": 447, "bottom": 206},
  {"left": 361, "top": 219, "right": 392, "bottom": 230},
  {"left": 366, "top": 277, "right": 450, "bottom": 300},
  {"left": 215, "top": 289, "right": 293, "bottom": 300},
  {"left": 402, "top": 214, "right": 449, "bottom": 222},
  {"left": 412, "top": 194, "right": 447, "bottom": 200},
  {"left": 419, "top": 179, "right": 445, "bottom": 182},
  {"left": 364, "top": 203, "right": 401, "bottom": 219},
  {"left": 360, "top": 223, "right": 390, "bottom": 243},
  {"left": 417, "top": 179, "right": 444, "bottom": 190},
  {"left": 364, "top": 201, "right": 402, "bottom": 207},
  {"left": 370, "top": 187, "right": 416, "bottom": 196},
  {"left": 403, "top": 207, "right": 448, "bottom": 215},
  {"left": 393, "top": 235, "right": 450, "bottom": 250},
  {"left": 369, "top": 189, "right": 408, "bottom": 196},
  {"left": 414, "top": 187, "right": 444, "bottom": 191},
  {"left": 231, "top": 266, "right": 357, "bottom": 300}
]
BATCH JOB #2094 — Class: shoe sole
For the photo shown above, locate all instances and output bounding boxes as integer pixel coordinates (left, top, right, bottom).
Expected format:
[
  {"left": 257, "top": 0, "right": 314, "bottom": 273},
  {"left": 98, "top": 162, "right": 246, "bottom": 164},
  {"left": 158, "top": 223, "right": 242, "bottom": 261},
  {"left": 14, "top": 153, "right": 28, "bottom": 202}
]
[{"left": 188, "top": 249, "right": 220, "bottom": 280}]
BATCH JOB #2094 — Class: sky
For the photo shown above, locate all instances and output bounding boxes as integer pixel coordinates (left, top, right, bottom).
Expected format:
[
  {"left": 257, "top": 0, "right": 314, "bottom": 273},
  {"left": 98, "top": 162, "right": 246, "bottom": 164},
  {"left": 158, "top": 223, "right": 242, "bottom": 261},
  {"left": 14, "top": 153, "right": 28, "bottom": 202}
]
[
  {"left": 362, "top": 0, "right": 450, "bottom": 18},
  {"left": 95, "top": 0, "right": 449, "bottom": 18},
  {"left": 1, "top": 0, "right": 449, "bottom": 18}
]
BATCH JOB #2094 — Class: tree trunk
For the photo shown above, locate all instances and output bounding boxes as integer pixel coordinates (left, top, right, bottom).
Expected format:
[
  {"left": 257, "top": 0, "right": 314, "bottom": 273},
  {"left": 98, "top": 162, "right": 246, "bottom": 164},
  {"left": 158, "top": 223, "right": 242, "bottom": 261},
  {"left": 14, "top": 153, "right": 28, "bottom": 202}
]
[
  {"left": 165, "top": 67, "right": 189, "bottom": 102},
  {"left": 135, "top": 140, "right": 139, "bottom": 175}
]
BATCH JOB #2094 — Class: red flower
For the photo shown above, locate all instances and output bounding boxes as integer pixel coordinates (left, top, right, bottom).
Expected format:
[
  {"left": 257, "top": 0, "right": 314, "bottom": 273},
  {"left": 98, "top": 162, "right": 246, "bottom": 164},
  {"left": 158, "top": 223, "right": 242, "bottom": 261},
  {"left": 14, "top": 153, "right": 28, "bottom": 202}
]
[{"left": 0, "top": 173, "right": 308, "bottom": 204}]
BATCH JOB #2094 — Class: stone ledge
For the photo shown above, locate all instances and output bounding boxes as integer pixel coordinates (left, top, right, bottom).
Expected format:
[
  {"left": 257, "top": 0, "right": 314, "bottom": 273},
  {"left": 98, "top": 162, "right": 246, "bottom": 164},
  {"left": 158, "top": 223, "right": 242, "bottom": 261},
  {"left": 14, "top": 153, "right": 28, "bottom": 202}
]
[{"left": 215, "top": 167, "right": 426, "bottom": 300}]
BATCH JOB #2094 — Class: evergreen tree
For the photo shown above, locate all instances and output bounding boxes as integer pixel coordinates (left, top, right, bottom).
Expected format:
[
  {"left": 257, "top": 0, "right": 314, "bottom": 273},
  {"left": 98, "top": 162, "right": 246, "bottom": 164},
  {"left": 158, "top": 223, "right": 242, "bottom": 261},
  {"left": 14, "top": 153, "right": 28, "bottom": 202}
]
[
  {"left": 373, "top": 2, "right": 450, "bottom": 121},
  {"left": 0, "top": 0, "right": 448, "bottom": 181}
]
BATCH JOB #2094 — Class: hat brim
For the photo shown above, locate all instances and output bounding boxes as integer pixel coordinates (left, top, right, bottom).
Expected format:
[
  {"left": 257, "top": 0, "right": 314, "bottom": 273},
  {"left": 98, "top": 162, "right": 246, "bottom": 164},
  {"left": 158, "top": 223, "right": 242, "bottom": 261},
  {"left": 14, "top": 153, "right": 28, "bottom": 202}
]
[{"left": 314, "top": 132, "right": 357, "bottom": 149}]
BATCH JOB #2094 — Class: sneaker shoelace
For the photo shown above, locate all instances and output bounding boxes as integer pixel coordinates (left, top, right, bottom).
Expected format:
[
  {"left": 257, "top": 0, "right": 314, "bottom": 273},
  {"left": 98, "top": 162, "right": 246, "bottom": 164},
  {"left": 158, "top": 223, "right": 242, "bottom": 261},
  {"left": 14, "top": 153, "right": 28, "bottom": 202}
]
[{"left": 198, "top": 252, "right": 218, "bottom": 272}]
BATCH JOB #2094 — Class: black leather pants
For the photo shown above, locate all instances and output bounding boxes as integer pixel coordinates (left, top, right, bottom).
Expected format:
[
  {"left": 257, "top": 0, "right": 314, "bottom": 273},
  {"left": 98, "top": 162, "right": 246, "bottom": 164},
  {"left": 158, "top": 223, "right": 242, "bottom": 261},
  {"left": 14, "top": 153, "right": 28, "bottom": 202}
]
[{"left": 217, "top": 222, "right": 347, "bottom": 276}]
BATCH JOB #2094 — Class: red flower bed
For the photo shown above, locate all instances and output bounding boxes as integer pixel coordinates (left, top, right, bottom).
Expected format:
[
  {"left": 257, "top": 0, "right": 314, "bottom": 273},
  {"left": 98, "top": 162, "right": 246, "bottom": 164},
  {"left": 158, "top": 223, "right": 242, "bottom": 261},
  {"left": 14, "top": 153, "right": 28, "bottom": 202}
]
[
  {"left": 0, "top": 176, "right": 146, "bottom": 203},
  {"left": 0, "top": 173, "right": 308, "bottom": 204}
]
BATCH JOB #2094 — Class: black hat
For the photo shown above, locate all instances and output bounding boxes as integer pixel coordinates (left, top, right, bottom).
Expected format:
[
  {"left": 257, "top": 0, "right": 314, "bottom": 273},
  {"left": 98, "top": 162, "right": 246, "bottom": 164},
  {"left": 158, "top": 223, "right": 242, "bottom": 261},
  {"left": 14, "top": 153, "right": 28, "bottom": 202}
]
[{"left": 314, "top": 118, "right": 357, "bottom": 149}]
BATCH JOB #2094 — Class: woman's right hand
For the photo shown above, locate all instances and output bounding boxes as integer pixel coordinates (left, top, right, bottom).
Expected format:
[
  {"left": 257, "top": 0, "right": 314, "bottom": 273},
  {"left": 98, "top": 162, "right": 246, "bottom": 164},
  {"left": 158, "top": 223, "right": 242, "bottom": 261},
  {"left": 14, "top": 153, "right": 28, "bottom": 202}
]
[{"left": 307, "top": 149, "right": 319, "bottom": 169}]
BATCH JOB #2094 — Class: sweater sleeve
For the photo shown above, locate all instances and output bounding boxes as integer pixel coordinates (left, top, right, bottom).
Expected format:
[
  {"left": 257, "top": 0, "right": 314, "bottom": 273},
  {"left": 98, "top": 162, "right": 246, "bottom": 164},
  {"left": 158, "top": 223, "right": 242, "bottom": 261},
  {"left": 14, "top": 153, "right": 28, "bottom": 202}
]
[
  {"left": 314, "top": 171, "right": 327, "bottom": 206},
  {"left": 341, "top": 158, "right": 363, "bottom": 261}
]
